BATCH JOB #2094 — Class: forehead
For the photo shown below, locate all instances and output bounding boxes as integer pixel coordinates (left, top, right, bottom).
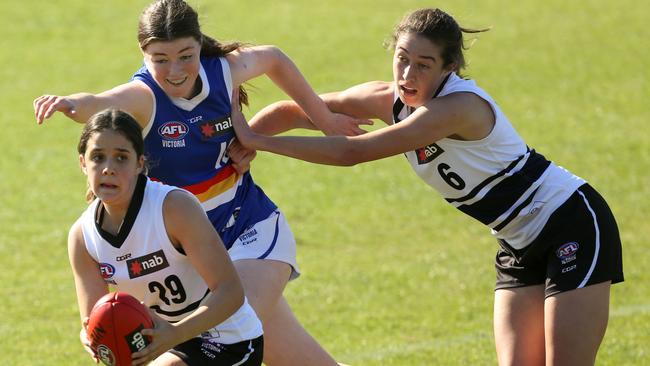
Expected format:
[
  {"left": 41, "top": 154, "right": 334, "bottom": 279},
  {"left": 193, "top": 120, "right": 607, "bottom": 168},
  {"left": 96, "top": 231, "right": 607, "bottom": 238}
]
[
  {"left": 395, "top": 32, "right": 442, "bottom": 60},
  {"left": 144, "top": 36, "right": 201, "bottom": 55},
  {"left": 87, "top": 130, "right": 135, "bottom": 152}
]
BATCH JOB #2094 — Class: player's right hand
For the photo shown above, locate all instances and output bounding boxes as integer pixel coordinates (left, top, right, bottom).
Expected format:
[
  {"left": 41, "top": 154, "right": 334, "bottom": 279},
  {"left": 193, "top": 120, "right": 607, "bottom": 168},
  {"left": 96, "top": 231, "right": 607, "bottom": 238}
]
[
  {"left": 33, "top": 95, "right": 77, "bottom": 124},
  {"left": 80, "top": 317, "right": 99, "bottom": 363}
]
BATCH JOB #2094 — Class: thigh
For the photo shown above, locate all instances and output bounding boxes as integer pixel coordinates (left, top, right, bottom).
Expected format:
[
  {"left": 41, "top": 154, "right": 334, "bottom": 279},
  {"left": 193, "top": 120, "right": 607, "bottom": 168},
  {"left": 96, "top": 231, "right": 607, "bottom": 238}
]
[
  {"left": 262, "top": 297, "right": 338, "bottom": 366},
  {"left": 234, "top": 259, "right": 291, "bottom": 322},
  {"left": 494, "top": 285, "right": 545, "bottom": 366},
  {"left": 545, "top": 281, "right": 610, "bottom": 366},
  {"left": 151, "top": 352, "right": 187, "bottom": 366}
]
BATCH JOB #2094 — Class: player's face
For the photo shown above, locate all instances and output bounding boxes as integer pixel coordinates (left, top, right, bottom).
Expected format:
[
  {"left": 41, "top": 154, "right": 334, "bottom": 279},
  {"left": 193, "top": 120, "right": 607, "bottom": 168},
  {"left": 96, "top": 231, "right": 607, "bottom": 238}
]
[
  {"left": 392, "top": 32, "right": 453, "bottom": 108},
  {"left": 80, "top": 130, "right": 144, "bottom": 207},
  {"left": 143, "top": 37, "right": 202, "bottom": 99}
]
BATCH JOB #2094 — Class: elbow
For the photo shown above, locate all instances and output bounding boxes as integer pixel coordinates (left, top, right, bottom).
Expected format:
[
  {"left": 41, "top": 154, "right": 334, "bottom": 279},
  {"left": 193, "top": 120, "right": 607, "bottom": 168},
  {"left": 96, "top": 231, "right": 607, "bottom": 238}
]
[{"left": 333, "top": 143, "right": 364, "bottom": 166}]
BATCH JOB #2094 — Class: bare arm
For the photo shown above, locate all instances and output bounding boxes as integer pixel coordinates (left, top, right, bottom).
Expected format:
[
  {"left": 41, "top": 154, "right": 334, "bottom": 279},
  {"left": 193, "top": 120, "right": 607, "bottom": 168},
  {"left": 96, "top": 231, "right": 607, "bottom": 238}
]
[
  {"left": 132, "top": 190, "right": 244, "bottom": 364},
  {"left": 68, "top": 219, "right": 109, "bottom": 361},
  {"left": 233, "top": 92, "right": 491, "bottom": 165},
  {"left": 227, "top": 45, "right": 370, "bottom": 136},
  {"left": 33, "top": 81, "right": 153, "bottom": 127},
  {"left": 248, "top": 81, "right": 394, "bottom": 136}
]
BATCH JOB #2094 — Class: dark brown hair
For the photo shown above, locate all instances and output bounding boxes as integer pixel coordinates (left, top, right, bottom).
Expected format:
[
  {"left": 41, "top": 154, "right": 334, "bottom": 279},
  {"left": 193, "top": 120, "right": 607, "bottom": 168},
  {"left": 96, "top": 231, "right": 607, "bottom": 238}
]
[
  {"left": 78, "top": 109, "right": 144, "bottom": 202},
  {"left": 387, "top": 8, "right": 489, "bottom": 76},
  {"left": 137, "top": 0, "right": 249, "bottom": 106}
]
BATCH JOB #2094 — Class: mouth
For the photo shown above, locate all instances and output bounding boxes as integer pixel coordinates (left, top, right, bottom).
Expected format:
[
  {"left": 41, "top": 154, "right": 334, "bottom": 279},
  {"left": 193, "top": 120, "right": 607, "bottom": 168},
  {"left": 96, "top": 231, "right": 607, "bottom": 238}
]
[
  {"left": 166, "top": 77, "right": 188, "bottom": 86},
  {"left": 400, "top": 85, "right": 417, "bottom": 96},
  {"left": 100, "top": 183, "right": 118, "bottom": 189}
]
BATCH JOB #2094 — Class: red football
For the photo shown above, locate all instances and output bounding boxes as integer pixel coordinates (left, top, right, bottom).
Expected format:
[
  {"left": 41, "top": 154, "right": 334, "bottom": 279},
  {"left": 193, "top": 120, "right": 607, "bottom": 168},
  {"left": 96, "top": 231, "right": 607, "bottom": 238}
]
[{"left": 86, "top": 292, "right": 154, "bottom": 366}]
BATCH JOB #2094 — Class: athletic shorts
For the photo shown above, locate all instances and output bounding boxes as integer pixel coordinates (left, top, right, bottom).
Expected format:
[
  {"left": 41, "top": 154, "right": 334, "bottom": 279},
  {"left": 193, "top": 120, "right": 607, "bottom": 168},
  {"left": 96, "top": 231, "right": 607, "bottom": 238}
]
[
  {"left": 495, "top": 184, "right": 624, "bottom": 297},
  {"left": 169, "top": 335, "right": 263, "bottom": 366},
  {"left": 228, "top": 210, "right": 300, "bottom": 280}
]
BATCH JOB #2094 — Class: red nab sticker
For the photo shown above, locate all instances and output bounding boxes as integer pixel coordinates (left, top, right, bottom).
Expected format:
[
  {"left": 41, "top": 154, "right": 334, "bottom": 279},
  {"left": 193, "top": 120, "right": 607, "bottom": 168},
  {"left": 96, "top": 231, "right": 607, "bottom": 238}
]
[
  {"left": 158, "top": 121, "right": 189, "bottom": 140},
  {"left": 556, "top": 242, "right": 579, "bottom": 259}
]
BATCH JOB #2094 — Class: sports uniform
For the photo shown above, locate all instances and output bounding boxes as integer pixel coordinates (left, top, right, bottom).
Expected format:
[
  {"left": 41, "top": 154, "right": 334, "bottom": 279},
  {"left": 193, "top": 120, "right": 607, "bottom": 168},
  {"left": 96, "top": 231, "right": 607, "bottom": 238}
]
[
  {"left": 79, "top": 175, "right": 263, "bottom": 365},
  {"left": 132, "top": 57, "right": 299, "bottom": 279},
  {"left": 392, "top": 72, "right": 623, "bottom": 296}
]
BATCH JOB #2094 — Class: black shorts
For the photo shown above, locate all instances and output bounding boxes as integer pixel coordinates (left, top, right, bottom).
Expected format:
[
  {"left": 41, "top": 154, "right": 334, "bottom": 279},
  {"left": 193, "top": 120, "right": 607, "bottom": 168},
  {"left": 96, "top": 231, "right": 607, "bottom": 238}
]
[
  {"left": 495, "top": 184, "right": 624, "bottom": 297},
  {"left": 169, "top": 335, "right": 263, "bottom": 366}
]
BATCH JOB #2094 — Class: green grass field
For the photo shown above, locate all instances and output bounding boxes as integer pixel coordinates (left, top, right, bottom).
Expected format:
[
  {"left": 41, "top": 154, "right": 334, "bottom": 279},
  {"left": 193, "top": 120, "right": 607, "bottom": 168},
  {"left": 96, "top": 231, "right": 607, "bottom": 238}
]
[{"left": 2, "top": 0, "right": 648, "bottom": 365}]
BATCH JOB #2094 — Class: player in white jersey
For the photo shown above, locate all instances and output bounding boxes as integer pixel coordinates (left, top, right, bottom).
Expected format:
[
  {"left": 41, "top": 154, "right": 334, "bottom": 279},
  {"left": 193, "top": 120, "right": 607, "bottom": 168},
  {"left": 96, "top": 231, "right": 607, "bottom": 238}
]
[
  {"left": 230, "top": 8, "right": 623, "bottom": 366},
  {"left": 69, "top": 109, "right": 263, "bottom": 365},
  {"left": 34, "top": 1, "right": 368, "bottom": 365}
]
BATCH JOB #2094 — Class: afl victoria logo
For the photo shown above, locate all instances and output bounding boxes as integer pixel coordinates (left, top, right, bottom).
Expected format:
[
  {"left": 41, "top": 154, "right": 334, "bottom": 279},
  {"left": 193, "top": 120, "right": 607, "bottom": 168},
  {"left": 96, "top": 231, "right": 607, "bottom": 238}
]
[{"left": 158, "top": 121, "right": 189, "bottom": 140}]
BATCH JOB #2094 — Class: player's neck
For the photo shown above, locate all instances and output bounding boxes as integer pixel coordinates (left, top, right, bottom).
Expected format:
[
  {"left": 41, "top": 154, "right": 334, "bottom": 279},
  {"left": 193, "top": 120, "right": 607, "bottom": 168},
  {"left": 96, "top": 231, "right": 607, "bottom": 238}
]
[{"left": 100, "top": 202, "right": 129, "bottom": 236}]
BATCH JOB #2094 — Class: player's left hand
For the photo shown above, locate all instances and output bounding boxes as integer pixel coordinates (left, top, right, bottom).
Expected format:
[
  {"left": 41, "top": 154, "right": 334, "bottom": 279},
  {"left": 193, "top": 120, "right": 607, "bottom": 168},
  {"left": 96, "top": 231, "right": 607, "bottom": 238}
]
[
  {"left": 131, "top": 310, "right": 177, "bottom": 366},
  {"left": 228, "top": 139, "right": 256, "bottom": 175},
  {"left": 320, "top": 112, "right": 373, "bottom": 136}
]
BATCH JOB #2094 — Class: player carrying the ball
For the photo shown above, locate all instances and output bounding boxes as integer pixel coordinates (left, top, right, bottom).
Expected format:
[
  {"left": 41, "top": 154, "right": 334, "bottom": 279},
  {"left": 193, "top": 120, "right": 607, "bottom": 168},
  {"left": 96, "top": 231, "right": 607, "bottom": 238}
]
[{"left": 68, "top": 108, "right": 263, "bottom": 365}]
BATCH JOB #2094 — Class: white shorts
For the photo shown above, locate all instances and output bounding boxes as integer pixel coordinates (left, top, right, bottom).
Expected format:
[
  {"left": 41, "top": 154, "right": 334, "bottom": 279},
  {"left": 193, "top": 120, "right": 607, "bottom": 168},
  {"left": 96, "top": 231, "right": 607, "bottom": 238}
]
[{"left": 228, "top": 210, "right": 300, "bottom": 280}]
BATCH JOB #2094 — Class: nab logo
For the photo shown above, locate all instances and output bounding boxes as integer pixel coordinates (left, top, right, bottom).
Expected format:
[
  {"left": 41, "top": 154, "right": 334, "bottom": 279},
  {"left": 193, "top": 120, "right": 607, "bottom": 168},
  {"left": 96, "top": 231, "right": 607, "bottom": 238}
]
[
  {"left": 127, "top": 250, "right": 170, "bottom": 279},
  {"left": 556, "top": 242, "right": 579, "bottom": 259},
  {"left": 158, "top": 121, "right": 189, "bottom": 140},
  {"left": 415, "top": 143, "right": 444, "bottom": 164},
  {"left": 126, "top": 325, "right": 149, "bottom": 353},
  {"left": 99, "top": 263, "right": 115, "bottom": 280}
]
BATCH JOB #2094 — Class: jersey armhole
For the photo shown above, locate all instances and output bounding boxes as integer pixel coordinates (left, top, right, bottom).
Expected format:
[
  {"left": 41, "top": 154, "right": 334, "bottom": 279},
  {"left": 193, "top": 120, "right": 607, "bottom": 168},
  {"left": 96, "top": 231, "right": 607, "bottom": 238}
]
[
  {"left": 132, "top": 79, "right": 157, "bottom": 137},
  {"left": 219, "top": 57, "right": 233, "bottom": 101}
]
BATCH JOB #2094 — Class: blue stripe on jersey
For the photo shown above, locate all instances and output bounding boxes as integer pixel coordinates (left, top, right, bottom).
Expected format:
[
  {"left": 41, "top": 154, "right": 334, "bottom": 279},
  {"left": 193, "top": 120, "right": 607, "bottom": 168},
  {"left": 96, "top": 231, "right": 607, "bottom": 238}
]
[{"left": 450, "top": 150, "right": 551, "bottom": 227}]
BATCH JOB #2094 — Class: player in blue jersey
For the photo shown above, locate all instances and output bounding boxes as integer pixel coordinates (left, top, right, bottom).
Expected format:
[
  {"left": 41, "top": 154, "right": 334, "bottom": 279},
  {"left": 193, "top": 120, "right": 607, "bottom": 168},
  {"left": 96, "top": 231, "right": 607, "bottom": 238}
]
[
  {"left": 33, "top": 1, "right": 368, "bottom": 365},
  {"left": 230, "top": 8, "right": 623, "bottom": 366}
]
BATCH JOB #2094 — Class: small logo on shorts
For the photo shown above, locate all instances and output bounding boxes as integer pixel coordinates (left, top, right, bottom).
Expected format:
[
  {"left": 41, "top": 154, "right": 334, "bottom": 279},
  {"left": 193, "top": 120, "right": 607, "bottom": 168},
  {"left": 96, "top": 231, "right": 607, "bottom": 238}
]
[
  {"left": 562, "top": 264, "right": 577, "bottom": 273},
  {"left": 556, "top": 242, "right": 579, "bottom": 264}
]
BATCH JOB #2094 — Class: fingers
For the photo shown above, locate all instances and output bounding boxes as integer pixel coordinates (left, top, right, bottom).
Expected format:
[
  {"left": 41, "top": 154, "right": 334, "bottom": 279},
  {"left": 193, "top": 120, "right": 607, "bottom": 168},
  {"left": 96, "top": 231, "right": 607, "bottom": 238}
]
[
  {"left": 33, "top": 95, "right": 75, "bottom": 124},
  {"left": 228, "top": 140, "right": 256, "bottom": 175}
]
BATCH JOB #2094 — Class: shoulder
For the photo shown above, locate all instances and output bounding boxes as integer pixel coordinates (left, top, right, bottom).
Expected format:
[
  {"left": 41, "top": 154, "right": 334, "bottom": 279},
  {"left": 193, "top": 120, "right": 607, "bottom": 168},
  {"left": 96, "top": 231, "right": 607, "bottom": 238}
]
[
  {"left": 67, "top": 217, "right": 88, "bottom": 253},
  {"left": 431, "top": 92, "right": 495, "bottom": 140},
  {"left": 162, "top": 189, "right": 203, "bottom": 224}
]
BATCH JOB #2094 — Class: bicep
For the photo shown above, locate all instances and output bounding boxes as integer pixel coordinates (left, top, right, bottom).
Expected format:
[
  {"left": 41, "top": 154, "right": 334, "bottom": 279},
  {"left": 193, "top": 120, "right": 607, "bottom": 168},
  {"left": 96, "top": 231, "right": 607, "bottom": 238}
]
[
  {"left": 324, "top": 81, "right": 394, "bottom": 123},
  {"left": 163, "top": 192, "right": 236, "bottom": 290},
  {"left": 92, "top": 81, "right": 153, "bottom": 127},
  {"left": 68, "top": 222, "right": 108, "bottom": 318},
  {"left": 227, "top": 46, "right": 279, "bottom": 87}
]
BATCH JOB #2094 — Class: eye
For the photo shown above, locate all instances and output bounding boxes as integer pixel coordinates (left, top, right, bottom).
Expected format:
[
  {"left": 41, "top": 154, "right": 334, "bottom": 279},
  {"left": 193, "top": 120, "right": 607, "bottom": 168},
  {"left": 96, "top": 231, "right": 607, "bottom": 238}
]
[
  {"left": 180, "top": 54, "right": 193, "bottom": 61},
  {"left": 116, "top": 154, "right": 129, "bottom": 162},
  {"left": 153, "top": 58, "right": 168, "bottom": 64},
  {"left": 90, "top": 153, "right": 104, "bottom": 162},
  {"left": 418, "top": 63, "right": 430, "bottom": 70}
]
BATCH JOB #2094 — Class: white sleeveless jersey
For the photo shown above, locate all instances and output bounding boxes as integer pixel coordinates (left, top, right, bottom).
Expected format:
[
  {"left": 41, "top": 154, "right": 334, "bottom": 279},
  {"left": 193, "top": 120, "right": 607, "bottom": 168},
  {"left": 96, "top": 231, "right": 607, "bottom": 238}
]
[
  {"left": 79, "top": 176, "right": 262, "bottom": 344},
  {"left": 393, "top": 73, "right": 585, "bottom": 249}
]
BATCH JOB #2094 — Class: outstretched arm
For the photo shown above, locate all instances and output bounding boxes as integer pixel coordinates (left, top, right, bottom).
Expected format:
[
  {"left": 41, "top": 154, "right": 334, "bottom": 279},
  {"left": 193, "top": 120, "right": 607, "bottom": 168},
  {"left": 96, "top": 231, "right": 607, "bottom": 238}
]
[
  {"left": 233, "top": 91, "right": 486, "bottom": 166},
  {"left": 227, "top": 45, "right": 372, "bottom": 136},
  {"left": 33, "top": 81, "right": 153, "bottom": 127},
  {"left": 247, "top": 81, "right": 394, "bottom": 136}
]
